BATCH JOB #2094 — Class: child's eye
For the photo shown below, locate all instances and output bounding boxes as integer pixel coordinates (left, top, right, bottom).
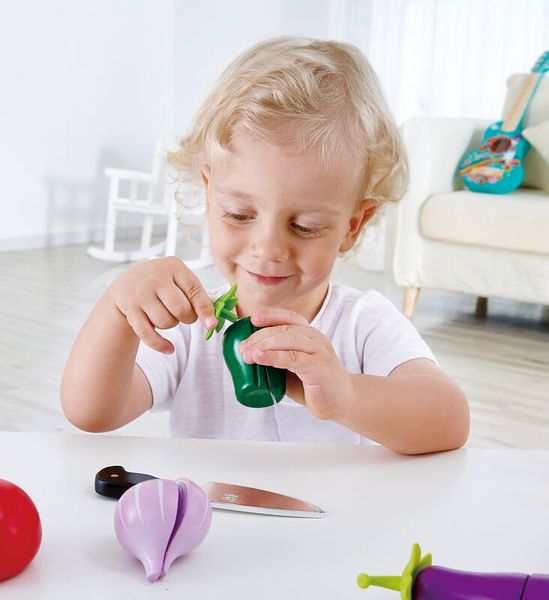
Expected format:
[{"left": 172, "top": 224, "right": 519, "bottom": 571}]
[
  {"left": 291, "top": 223, "right": 320, "bottom": 236},
  {"left": 222, "top": 212, "right": 253, "bottom": 223}
]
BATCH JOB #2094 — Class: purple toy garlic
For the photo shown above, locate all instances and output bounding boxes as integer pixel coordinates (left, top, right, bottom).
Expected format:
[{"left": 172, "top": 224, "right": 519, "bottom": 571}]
[{"left": 114, "top": 478, "right": 212, "bottom": 582}]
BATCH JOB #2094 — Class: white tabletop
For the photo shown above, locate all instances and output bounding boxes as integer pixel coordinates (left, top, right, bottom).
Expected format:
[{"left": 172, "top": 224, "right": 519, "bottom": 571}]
[{"left": 1, "top": 432, "right": 548, "bottom": 599}]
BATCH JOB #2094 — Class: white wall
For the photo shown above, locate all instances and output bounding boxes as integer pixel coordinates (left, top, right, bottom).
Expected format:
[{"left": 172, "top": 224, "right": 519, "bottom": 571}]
[
  {"left": 0, "top": 0, "right": 174, "bottom": 249},
  {"left": 0, "top": 0, "right": 339, "bottom": 251},
  {"left": 172, "top": 0, "right": 333, "bottom": 134}
]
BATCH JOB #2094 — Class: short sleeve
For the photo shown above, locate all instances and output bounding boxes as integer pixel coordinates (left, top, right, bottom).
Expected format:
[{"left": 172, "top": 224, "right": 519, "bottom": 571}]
[
  {"left": 360, "top": 292, "right": 436, "bottom": 376},
  {"left": 135, "top": 325, "right": 189, "bottom": 412}
]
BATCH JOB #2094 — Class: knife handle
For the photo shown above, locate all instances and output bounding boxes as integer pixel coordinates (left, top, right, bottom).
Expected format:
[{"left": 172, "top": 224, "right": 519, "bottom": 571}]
[{"left": 95, "top": 465, "right": 157, "bottom": 499}]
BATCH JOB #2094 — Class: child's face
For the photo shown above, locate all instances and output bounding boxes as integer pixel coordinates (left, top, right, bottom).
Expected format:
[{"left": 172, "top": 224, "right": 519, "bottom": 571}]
[{"left": 203, "top": 129, "right": 377, "bottom": 320}]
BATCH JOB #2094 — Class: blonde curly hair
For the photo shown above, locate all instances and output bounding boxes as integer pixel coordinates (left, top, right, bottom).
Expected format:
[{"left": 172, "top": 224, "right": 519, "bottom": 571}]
[{"left": 168, "top": 36, "right": 407, "bottom": 207}]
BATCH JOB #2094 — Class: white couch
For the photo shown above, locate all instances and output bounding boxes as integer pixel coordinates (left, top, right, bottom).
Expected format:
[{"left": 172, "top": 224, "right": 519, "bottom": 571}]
[{"left": 385, "top": 74, "right": 549, "bottom": 318}]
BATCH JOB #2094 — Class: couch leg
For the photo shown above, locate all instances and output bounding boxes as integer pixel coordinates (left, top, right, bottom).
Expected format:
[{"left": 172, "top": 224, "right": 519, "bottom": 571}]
[
  {"left": 403, "top": 287, "right": 420, "bottom": 318},
  {"left": 475, "top": 296, "right": 488, "bottom": 319}
]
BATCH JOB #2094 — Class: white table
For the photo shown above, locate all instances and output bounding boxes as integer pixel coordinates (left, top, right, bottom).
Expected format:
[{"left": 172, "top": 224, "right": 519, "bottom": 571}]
[{"left": 1, "top": 432, "right": 548, "bottom": 599}]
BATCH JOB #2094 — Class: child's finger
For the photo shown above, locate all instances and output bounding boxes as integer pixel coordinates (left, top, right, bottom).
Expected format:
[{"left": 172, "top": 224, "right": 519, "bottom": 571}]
[
  {"left": 251, "top": 307, "right": 308, "bottom": 327},
  {"left": 140, "top": 297, "right": 180, "bottom": 330},
  {"left": 245, "top": 347, "right": 312, "bottom": 375},
  {"left": 172, "top": 268, "right": 217, "bottom": 329},
  {"left": 126, "top": 308, "right": 174, "bottom": 354},
  {"left": 156, "top": 285, "right": 194, "bottom": 324},
  {"left": 240, "top": 328, "right": 316, "bottom": 355},
  {"left": 239, "top": 324, "right": 316, "bottom": 351}
]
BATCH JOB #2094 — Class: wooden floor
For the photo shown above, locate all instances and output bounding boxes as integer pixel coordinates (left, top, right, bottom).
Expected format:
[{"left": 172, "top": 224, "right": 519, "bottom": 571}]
[{"left": 1, "top": 242, "right": 548, "bottom": 448}]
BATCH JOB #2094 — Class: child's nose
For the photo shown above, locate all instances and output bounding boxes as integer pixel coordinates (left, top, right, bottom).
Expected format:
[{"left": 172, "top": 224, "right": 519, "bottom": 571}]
[{"left": 250, "top": 223, "right": 289, "bottom": 263}]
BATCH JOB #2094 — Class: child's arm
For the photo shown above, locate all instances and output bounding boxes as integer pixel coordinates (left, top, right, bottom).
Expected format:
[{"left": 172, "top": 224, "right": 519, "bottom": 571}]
[
  {"left": 61, "top": 257, "right": 216, "bottom": 433},
  {"left": 343, "top": 359, "right": 469, "bottom": 455},
  {"left": 237, "top": 308, "right": 469, "bottom": 455}
]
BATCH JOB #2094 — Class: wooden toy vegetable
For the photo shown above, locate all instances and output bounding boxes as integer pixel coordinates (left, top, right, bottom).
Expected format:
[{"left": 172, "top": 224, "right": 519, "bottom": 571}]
[
  {"left": 357, "top": 543, "right": 549, "bottom": 599},
  {"left": 206, "top": 284, "right": 286, "bottom": 408},
  {"left": 0, "top": 480, "right": 42, "bottom": 581},
  {"left": 114, "top": 478, "right": 211, "bottom": 582}
]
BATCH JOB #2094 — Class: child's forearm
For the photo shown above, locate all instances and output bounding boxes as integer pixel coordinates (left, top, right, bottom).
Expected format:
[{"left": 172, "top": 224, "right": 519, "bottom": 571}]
[
  {"left": 61, "top": 289, "right": 147, "bottom": 432},
  {"left": 338, "top": 373, "right": 469, "bottom": 455}
]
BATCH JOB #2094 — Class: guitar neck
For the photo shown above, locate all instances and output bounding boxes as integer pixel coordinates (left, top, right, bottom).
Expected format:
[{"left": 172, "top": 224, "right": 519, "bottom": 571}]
[{"left": 502, "top": 73, "right": 542, "bottom": 132}]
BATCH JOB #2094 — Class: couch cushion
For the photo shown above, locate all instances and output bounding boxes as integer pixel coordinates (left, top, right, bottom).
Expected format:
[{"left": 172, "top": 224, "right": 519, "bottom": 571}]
[{"left": 420, "top": 189, "right": 549, "bottom": 254}]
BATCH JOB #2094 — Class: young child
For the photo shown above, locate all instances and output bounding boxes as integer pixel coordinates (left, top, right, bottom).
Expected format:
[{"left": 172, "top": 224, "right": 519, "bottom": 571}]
[{"left": 61, "top": 37, "right": 469, "bottom": 454}]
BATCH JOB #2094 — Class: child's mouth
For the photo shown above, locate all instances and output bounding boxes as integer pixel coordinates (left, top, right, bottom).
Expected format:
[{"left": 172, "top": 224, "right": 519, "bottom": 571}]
[{"left": 247, "top": 271, "right": 291, "bottom": 286}]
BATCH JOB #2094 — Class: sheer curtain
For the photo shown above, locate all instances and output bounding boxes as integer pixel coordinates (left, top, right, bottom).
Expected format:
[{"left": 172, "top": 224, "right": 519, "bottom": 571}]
[
  {"left": 332, "top": 0, "right": 549, "bottom": 270},
  {"left": 339, "top": 0, "right": 549, "bottom": 123}
]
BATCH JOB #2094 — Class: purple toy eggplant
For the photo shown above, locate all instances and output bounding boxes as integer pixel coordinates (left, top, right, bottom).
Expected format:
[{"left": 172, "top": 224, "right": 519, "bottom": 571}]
[{"left": 357, "top": 543, "right": 549, "bottom": 600}]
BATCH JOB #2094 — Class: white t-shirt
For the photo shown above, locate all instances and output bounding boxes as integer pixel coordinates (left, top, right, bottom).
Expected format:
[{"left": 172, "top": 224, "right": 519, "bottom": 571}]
[{"left": 136, "top": 281, "right": 435, "bottom": 444}]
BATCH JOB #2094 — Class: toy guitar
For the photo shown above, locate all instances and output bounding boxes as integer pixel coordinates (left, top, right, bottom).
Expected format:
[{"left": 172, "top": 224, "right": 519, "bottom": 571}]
[{"left": 460, "top": 51, "right": 549, "bottom": 194}]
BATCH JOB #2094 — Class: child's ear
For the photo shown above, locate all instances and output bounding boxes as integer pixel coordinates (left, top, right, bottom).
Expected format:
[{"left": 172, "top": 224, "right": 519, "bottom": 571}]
[
  {"left": 339, "top": 199, "right": 379, "bottom": 252},
  {"left": 201, "top": 166, "right": 211, "bottom": 187},
  {"left": 201, "top": 166, "right": 211, "bottom": 207}
]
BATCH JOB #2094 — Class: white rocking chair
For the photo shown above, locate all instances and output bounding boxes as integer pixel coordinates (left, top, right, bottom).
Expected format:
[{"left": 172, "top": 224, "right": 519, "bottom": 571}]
[{"left": 88, "top": 141, "right": 212, "bottom": 269}]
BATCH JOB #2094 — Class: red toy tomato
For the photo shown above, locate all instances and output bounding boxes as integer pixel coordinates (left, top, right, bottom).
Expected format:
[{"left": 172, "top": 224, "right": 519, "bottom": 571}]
[{"left": 0, "top": 480, "right": 42, "bottom": 581}]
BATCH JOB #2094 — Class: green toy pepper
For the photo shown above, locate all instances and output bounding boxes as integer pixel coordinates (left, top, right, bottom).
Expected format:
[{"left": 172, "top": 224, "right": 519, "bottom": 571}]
[{"left": 206, "top": 284, "right": 286, "bottom": 408}]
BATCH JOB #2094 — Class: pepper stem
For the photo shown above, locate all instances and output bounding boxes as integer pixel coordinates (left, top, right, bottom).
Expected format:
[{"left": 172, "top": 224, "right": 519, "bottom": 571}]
[
  {"left": 220, "top": 308, "right": 238, "bottom": 322},
  {"left": 205, "top": 283, "right": 239, "bottom": 340}
]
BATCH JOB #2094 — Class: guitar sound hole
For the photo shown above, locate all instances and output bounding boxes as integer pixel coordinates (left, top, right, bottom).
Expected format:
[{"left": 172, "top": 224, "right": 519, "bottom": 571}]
[{"left": 487, "top": 136, "right": 512, "bottom": 153}]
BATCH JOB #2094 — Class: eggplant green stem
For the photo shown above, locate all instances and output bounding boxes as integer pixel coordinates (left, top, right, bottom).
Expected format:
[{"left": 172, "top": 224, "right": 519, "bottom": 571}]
[
  {"left": 357, "top": 574, "right": 405, "bottom": 591},
  {"left": 356, "top": 543, "right": 432, "bottom": 600}
]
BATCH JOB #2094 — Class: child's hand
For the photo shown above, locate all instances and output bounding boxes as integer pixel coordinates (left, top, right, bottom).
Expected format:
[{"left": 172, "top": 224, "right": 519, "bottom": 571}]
[
  {"left": 238, "top": 308, "right": 354, "bottom": 421},
  {"left": 107, "top": 257, "right": 217, "bottom": 354}
]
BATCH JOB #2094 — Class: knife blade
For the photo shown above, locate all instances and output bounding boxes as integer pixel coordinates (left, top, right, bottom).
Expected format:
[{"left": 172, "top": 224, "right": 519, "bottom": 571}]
[{"left": 95, "top": 465, "right": 325, "bottom": 518}]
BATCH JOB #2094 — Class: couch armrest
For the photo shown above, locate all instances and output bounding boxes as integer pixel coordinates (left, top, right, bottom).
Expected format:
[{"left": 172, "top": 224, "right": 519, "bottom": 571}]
[{"left": 385, "top": 117, "right": 490, "bottom": 288}]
